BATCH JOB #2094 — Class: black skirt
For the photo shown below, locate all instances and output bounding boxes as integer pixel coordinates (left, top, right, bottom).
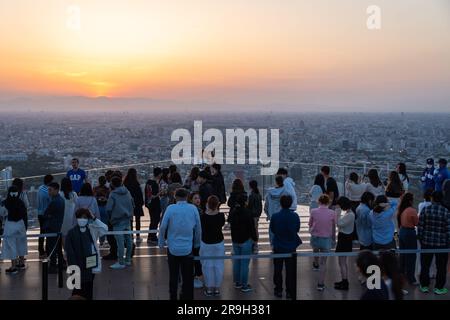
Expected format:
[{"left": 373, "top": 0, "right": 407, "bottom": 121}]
[{"left": 335, "top": 232, "right": 353, "bottom": 252}]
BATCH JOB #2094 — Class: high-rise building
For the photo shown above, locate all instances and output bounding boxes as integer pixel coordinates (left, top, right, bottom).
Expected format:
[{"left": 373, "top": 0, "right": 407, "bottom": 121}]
[{"left": 0, "top": 166, "right": 13, "bottom": 192}]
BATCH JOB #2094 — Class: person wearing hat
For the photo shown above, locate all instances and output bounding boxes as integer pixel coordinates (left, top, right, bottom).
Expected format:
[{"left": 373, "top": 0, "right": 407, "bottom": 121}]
[
  {"left": 433, "top": 159, "right": 449, "bottom": 192},
  {"left": 421, "top": 158, "right": 435, "bottom": 192}
]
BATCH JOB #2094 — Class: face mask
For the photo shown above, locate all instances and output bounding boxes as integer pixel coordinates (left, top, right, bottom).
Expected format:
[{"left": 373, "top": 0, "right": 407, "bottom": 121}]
[
  {"left": 77, "top": 218, "right": 89, "bottom": 228},
  {"left": 427, "top": 164, "right": 433, "bottom": 169},
  {"left": 9, "top": 192, "right": 19, "bottom": 197},
  {"left": 105, "top": 182, "right": 110, "bottom": 188}
]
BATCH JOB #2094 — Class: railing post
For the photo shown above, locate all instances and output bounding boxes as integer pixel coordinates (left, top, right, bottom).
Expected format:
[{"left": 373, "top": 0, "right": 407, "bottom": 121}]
[
  {"left": 57, "top": 234, "right": 64, "bottom": 288},
  {"left": 292, "top": 252, "right": 297, "bottom": 301},
  {"left": 42, "top": 259, "right": 48, "bottom": 300},
  {"left": 343, "top": 166, "right": 347, "bottom": 197}
]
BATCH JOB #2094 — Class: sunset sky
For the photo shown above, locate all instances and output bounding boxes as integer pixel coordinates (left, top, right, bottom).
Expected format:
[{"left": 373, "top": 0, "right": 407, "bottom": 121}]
[{"left": 0, "top": 0, "right": 449, "bottom": 111}]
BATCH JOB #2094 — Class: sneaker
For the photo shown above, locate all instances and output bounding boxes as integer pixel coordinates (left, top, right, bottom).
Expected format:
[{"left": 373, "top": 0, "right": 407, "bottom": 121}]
[
  {"left": 5, "top": 267, "right": 19, "bottom": 275},
  {"left": 124, "top": 260, "right": 132, "bottom": 266},
  {"left": 136, "top": 237, "right": 143, "bottom": 243},
  {"left": 241, "top": 285, "right": 253, "bottom": 293},
  {"left": 110, "top": 262, "right": 126, "bottom": 270},
  {"left": 234, "top": 282, "right": 242, "bottom": 289},
  {"left": 419, "top": 286, "right": 429, "bottom": 293},
  {"left": 317, "top": 283, "right": 325, "bottom": 291},
  {"left": 274, "top": 290, "right": 282, "bottom": 298},
  {"left": 194, "top": 278, "right": 204, "bottom": 289},
  {"left": 214, "top": 289, "right": 221, "bottom": 296},
  {"left": 17, "top": 264, "right": 26, "bottom": 270},
  {"left": 434, "top": 288, "right": 448, "bottom": 295},
  {"left": 312, "top": 262, "right": 320, "bottom": 271},
  {"left": 204, "top": 289, "right": 214, "bottom": 297},
  {"left": 286, "top": 292, "right": 293, "bottom": 300}
]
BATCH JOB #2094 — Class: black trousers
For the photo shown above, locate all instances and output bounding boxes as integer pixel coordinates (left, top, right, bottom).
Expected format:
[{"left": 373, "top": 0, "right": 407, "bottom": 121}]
[
  {"left": 420, "top": 245, "right": 449, "bottom": 289},
  {"left": 131, "top": 216, "right": 142, "bottom": 232},
  {"left": 273, "top": 251, "right": 296, "bottom": 298},
  {"left": 45, "top": 234, "right": 63, "bottom": 267},
  {"left": 192, "top": 247, "right": 203, "bottom": 277},
  {"left": 148, "top": 206, "right": 161, "bottom": 241},
  {"left": 106, "top": 223, "right": 118, "bottom": 257},
  {"left": 168, "top": 251, "right": 194, "bottom": 300},
  {"left": 72, "top": 275, "right": 95, "bottom": 300},
  {"left": 38, "top": 215, "right": 46, "bottom": 255}
]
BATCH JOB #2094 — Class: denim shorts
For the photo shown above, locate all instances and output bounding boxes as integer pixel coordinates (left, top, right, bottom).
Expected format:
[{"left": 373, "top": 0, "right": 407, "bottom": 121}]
[{"left": 310, "top": 236, "right": 332, "bottom": 251}]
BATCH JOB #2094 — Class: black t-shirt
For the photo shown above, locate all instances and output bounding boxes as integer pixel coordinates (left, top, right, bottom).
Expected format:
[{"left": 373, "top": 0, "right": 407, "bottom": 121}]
[
  {"left": 326, "top": 177, "right": 339, "bottom": 205},
  {"left": 200, "top": 212, "right": 225, "bottom": 244}
]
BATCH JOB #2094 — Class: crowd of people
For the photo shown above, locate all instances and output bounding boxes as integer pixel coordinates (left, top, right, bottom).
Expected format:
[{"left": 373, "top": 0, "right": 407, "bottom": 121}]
[{"left": 0, "top": 157, "right": 449, "bottom": 301}]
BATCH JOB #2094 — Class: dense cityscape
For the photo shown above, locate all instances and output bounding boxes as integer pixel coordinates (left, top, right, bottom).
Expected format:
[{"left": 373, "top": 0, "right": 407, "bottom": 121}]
[{"left": 1, "top": 111, "right": 449, "bottom": 204}]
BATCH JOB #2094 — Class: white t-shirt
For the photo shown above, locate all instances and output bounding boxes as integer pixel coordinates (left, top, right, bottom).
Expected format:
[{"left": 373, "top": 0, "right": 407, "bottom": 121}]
[{"left": 345, "top": 182, "right": 368, "bottom": 201}]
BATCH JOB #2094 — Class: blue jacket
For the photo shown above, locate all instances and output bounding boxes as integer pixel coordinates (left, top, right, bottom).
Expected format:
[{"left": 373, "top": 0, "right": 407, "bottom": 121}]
[
  {"left": 421, "top": 167, "right": 435, "bottom": 192},
  {"left": 370, "top": 201, "right": 398, "bottom": 245},
  {"left": 43, "top": 194, "right": 65, "bottom": 232},
  {"left": 37, "top": 185, "right": 51, "bottom": 216},
  {"left": 434, "top": 167, "right": 449, "bottom": 192},
  {"left": 269, "top": 208, "right": 301, "bottom": 253},
  {"left": 355, "top": 203, "right": 373, "bottom": 247}
]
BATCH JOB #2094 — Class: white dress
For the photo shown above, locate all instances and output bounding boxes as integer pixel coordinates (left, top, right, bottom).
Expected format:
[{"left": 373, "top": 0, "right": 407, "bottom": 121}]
[{"left": 0, "top": 205, "right": 28, "bottom": 259}]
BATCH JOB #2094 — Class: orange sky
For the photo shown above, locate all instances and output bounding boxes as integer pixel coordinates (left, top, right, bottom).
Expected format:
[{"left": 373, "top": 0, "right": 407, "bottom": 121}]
[{"left": 0, "top": 0, "right": 449, "bottom": 111}]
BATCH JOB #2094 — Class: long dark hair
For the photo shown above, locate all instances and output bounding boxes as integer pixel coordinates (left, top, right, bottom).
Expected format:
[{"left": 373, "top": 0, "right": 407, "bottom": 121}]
[
  {"left": 170, "top": 172, "right": 182, "bottom": 184},
  {"left": 60, "top": 177, "right": 73, "bottom": 200},
  {"left": 386, "top": 171, "right": 404, "bottom": 195},
  {"left": 349, "top": 172, "right": 359, "bottom": 184},
  {"left": 360, "top": 192, "right": 375, "bottom": 208},
  {"left": 367, "top": 169, "right": 382, "bottom": 188},
  {"left": 189, "top": 167, "right": 200, "bottom": 180},
  {"left": 231, "top": 178, "right": 245, "bottom": 193},
  {"left": 161, "top": 168, "right": 170, "bottom": 183},
  {"left": 249, "top": 180, "right": 260, "bottom": 194},
  {"left": 313, "top": 174, "right": 325, "bottom": 193},
  {"left": 379, "top": 251, "right": 404, "bottom": 300},
  {"left": 397, "top": 162, "right": 409, "bottom": 182},
  {"left": 397, "top": 192, "right": 414, "bottom": 228},
  {"left": 12, "top": 178, "right": 24, "bottom": 193},
  {"left": 80, "top": 183, "right": 94, "bottom": 197},
  {"left": 124, "top": 168, "right": 139, "bottom": 187}
]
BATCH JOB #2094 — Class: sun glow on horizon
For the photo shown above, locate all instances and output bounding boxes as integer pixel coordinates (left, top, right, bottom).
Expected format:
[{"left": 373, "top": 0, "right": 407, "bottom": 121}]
[{"left": 0, "top": 0, "right": 449, "bottom": 110}]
